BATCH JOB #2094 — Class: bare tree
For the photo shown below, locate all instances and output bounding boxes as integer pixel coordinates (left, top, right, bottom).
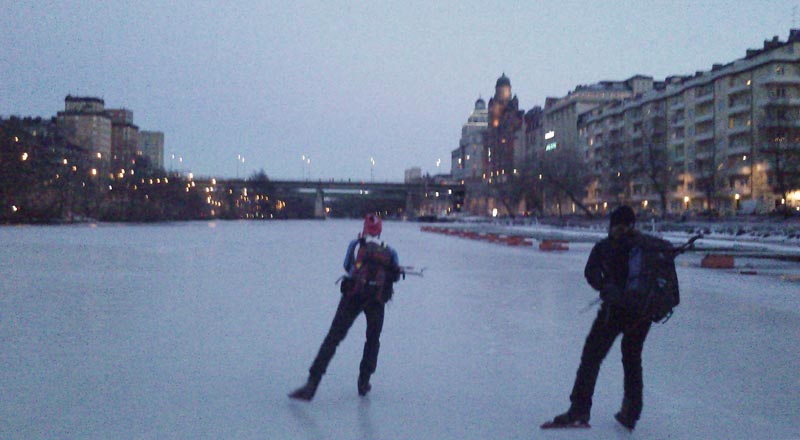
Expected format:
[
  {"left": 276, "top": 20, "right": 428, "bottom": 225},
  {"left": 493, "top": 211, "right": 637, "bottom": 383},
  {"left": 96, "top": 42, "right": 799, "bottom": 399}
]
[
  {"left": 630, "top": 115, "right": 672, "bottom": 216},
  {"left": 535, "top": 143, "right": 594, "bottom": 216},
  {"left": 694, "top": 145, "right": 720, "bottom": 213},
  {"left": 601, "top": 135, "right": 634, "bottom": 205},
  {"left": 486, "top": 170, "right": 530, "bottom": 218},
  {"left": 761, "top": 125, "right": 800, "bottom": 215}
]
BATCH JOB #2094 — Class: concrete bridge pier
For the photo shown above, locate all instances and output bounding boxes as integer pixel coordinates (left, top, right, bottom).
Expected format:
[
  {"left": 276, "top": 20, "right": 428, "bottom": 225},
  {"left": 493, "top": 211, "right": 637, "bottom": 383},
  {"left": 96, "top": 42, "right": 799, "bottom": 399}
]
[
  {"left": 406, "top": 191, "right": 416, "bottom": 218},
  {"left": 314, "top": 188, "right": 326, "bottom": 219}
]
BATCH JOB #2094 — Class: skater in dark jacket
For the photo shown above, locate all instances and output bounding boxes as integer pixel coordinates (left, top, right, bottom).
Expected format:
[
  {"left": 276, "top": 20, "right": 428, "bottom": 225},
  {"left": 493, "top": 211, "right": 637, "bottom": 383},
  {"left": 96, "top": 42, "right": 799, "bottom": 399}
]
[
  {"left": 543, "top": 205, "right": 650, "bottom": 431},
  {"left": 289, "top": 214, "right": 401, "bottom": 401}
]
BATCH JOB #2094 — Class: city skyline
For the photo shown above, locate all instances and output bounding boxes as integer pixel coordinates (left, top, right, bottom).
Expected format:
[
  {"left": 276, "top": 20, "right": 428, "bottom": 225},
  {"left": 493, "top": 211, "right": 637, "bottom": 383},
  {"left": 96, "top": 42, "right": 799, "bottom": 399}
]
[{"left": 1, "top": 0, "right": 797, "bottom": 180}]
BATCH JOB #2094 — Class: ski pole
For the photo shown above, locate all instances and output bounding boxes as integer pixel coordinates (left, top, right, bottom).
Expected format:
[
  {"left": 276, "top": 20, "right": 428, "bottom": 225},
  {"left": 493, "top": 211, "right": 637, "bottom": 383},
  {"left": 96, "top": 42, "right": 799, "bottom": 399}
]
[
  {"left": 402, "top": 268, "right": 425, "bottom": 277},
  {"left": 580, "top": 298, "right": 601, "bottom": 313}
]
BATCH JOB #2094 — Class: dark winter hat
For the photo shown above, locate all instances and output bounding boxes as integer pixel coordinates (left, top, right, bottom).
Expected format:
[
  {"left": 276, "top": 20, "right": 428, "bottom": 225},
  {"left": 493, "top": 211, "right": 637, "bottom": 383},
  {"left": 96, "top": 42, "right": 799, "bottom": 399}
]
[{"left": 609, "top": 205, "right": 636, "bottom": 227}]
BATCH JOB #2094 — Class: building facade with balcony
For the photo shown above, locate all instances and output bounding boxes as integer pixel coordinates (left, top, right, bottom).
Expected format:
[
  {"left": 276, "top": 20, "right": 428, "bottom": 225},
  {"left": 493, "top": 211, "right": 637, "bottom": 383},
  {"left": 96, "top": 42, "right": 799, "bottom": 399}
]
[
  {"left": 540, "top": 76, "right": 649, "bottom": 161},
  {"left": 580, "top": 30, "right": 800, "bottom": 214},
  {"left": 526, "top": 77, "right": 650, "bottom": 214}
]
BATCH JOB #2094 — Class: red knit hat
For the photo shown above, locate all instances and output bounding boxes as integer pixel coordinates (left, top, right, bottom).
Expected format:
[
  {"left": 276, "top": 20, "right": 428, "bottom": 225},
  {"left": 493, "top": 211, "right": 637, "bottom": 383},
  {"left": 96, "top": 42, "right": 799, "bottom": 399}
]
[{"left": 362, "top": 213, "right": 382, "bottom": 237}]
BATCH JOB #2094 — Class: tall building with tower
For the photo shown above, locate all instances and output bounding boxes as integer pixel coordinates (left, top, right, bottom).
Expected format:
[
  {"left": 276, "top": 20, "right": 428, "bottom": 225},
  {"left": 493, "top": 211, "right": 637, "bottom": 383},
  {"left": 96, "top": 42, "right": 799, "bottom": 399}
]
[
  {"left": 452, "top": 96, "right": 488, "bottom": 182},
  {"left": 484, "top": 73, "right": 524, "bottom": 183}
]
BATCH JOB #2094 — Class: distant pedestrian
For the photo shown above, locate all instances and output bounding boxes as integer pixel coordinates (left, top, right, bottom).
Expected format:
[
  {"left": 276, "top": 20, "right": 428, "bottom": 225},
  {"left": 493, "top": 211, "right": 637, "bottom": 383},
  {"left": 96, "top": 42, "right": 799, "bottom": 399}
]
[
  {"left": 289, "top": 214, "right": 402, "bottom": 401},
  {"left": 542, "top": 205, "right": 651, "bottom": 431}
]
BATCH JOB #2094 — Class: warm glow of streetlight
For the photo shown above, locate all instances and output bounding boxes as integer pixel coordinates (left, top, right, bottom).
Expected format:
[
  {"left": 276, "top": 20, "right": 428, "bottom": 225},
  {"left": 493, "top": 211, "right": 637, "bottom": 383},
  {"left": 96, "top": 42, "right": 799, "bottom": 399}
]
[
  {"left": 91, "top": 168, "right": 97, "bottom": 176},
  {"left": 21, "top": 152, "right": 28, "bottom": 161}
]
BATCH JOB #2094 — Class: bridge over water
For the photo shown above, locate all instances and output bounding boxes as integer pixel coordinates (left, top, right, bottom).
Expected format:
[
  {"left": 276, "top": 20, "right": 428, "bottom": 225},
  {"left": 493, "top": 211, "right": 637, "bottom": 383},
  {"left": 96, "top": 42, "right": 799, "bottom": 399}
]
[{"left": 206, "top": 178, "right": 465, "bottom": 218}]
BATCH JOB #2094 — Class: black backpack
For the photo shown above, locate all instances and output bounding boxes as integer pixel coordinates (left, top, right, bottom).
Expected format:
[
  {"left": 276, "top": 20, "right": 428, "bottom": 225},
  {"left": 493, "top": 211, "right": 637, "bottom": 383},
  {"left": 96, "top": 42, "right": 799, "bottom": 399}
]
[
  {"left": 351, "top": 240, "right": 398, "bottom": 303},
  {"left": 620, "top": 234, "right": 680, "bottom": 323}
]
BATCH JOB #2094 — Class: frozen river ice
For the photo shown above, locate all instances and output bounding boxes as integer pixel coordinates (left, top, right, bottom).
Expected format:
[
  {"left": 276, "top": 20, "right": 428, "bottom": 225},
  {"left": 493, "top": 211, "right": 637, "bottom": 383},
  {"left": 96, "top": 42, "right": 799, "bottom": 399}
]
[{"left": 1, "top": 220, "right": 799, "bottom": 439}]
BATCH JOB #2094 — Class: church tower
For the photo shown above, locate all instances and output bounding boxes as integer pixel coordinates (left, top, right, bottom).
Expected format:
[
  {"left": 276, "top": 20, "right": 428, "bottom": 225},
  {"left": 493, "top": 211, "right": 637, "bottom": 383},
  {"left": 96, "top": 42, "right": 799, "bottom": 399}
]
[{"left": 485, "top": 73, "right": 523, "bottom": 183}]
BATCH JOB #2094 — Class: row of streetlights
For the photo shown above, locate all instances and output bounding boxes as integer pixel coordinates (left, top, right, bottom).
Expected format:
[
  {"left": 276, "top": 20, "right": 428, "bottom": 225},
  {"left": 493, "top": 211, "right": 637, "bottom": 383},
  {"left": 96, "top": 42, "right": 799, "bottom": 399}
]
[
  {"left": 299, "top": 155, "right": 441, "bottom": 182},
  {"left": 172, "top": 151, "right": 446, "bottom": 181}
]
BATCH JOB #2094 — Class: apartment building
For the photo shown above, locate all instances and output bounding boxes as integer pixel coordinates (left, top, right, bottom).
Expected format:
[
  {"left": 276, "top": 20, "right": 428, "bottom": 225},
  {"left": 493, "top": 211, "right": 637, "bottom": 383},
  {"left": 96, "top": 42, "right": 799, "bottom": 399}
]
[
  {"left": 139, "top": 131, "right": 165, "bottom": 169},
  {"left": 56, "top": 96, "right": 112, "bottom": 160},
  {"left": 580, "top": 29, "right": 800, "bottom": 214},
  {"left": 540, "top": 76, "right": 651, "bottom": 159},
  {"left": 108, "top": 108, "right": 139, "bottom": 166}
]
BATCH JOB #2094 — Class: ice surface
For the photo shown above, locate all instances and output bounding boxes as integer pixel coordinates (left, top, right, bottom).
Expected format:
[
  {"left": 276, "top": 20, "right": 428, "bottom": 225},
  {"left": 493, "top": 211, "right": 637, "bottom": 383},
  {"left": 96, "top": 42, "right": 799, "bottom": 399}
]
[{"left": 1, "top": 220, "right": 798, "bottom": 439}]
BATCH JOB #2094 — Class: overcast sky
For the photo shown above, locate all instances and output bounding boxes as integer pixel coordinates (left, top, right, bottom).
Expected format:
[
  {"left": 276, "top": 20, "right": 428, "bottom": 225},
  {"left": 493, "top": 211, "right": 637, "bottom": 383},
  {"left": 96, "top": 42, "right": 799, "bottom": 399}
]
[{"left": 1, "top": 1, "right": 797, "bottom": 181}]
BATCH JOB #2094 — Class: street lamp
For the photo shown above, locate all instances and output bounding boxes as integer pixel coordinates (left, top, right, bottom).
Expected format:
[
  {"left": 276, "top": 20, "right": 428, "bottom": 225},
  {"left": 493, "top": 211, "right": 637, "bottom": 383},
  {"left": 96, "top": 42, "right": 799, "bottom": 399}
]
[
  {"left": 301, "top": 155, "right": 311, "bottom": 180},
  {"left": 237, "top": 154, "right": 245, "bottom": 179},
  {"left": 370, "top": 157, "right": 375, "bottom": 182}
]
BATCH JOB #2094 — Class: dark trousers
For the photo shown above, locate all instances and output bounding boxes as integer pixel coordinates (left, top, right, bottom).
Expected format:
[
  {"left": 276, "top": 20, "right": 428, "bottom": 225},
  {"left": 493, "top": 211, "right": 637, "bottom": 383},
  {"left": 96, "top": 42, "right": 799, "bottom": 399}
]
[
  {"left": 569, "top": 305, "right": 651, "bottom": 421},
  {"left": 309, "top": 293, "right": 385, "bottom": 380}
]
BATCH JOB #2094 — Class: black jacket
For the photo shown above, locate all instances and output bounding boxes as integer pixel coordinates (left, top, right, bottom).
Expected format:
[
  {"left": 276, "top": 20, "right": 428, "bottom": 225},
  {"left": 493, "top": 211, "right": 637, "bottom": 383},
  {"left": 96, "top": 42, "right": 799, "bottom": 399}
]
[{"left": 584, "top": 231, "right": 640, "bottom": 297}]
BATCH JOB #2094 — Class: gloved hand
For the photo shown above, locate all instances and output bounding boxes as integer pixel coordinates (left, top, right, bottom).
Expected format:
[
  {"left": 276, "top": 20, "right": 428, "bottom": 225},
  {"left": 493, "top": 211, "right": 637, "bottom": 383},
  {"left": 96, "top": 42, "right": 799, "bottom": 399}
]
[{"left": 599, "top": 284, "right": 622, "bottom": 304}]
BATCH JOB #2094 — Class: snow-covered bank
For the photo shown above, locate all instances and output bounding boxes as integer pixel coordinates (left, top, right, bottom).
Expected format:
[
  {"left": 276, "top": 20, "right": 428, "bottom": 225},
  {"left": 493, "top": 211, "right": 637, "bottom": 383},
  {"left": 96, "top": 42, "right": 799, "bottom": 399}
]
[{"left": 431, "top": 216, "right": 800, "bottom": 257}]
